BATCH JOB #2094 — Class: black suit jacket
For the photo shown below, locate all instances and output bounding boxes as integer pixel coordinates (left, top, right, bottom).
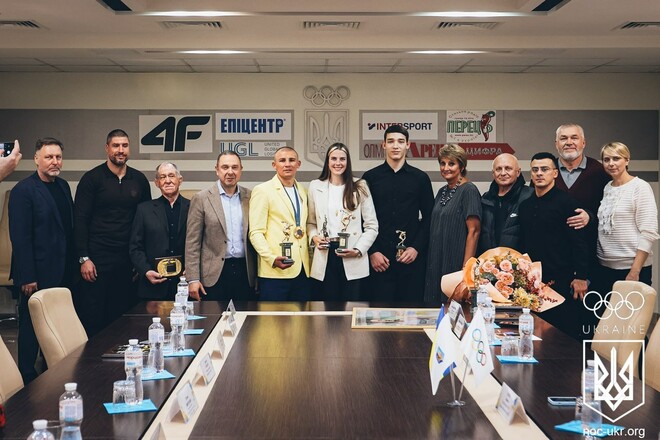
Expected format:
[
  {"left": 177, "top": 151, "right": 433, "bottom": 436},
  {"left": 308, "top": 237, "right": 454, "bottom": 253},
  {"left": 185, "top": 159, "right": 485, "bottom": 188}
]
[
  {"left": 8, "top": 172, "right": 74, "bottom": 288},
  {"left": 129, "top": 195, "right": 190, "bottom": 299}
]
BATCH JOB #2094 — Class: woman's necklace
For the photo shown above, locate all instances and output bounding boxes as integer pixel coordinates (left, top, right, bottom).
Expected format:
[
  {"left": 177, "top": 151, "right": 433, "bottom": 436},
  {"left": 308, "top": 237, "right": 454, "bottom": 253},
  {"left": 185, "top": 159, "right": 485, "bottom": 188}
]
[{"left": 439, "top": 177, "right": 463, "bottom": 206}]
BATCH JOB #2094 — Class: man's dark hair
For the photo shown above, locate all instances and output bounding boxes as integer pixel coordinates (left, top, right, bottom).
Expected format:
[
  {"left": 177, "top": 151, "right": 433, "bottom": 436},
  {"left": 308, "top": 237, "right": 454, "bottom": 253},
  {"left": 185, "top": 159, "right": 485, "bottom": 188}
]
[
  {"left": 530, "top": 152, "right": 558, "bottom": 168},
  {"left": 274, "top": 146, "right": 298, "bottom": 158},
  {"left": 217, "top": 150, "right": 243, "bottom": 165},
  {"left": 106, "top": 129, "right": 130, "bottom": 144},
  {"left": 35, "top": 137, "right": 63, "bottom": 152},
  {"left": 384, "top": 124, "right": 409, "bottom": 142}
]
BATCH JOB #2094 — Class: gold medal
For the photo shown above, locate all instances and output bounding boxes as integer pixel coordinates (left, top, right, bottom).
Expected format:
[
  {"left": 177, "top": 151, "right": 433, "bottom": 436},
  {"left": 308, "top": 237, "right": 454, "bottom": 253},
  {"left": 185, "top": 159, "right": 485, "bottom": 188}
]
[
  {"left": 294, "top": 226, "right": 304, "bottom": 239},
  {"left": 155, "top": 256, "right": 183, "bottom": 277}
]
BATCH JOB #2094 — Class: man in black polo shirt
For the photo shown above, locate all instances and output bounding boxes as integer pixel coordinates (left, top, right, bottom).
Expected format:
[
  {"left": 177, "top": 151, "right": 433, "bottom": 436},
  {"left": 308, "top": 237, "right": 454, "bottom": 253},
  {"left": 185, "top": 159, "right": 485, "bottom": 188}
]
[
  {"left": 362, "top": 125, "right": 434, "bottom": 301},
  {"left": 75, "top": 129, "right": 151, "bottom": 336}
]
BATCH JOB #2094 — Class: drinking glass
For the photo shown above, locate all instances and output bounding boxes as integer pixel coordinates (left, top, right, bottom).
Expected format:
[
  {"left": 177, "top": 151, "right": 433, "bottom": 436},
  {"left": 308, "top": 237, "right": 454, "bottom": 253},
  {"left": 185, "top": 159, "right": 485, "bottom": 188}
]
[
  {"left": 113, "top": 380, "right": 136, "bottom": 405},
  {"left": 501, "top": 336, "right": 519, "bottom": 357}
]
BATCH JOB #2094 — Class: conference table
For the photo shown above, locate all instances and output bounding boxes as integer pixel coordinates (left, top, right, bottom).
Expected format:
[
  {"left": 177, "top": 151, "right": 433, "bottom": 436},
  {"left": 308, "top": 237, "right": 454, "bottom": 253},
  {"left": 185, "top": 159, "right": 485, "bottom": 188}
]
[{"left": 1, "top": 301, "right": 658, "bottom": 439}]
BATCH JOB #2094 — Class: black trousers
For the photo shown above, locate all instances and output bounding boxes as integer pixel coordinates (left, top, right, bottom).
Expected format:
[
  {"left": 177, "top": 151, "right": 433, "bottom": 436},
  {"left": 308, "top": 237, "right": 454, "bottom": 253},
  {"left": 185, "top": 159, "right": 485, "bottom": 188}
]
[
  {"left": 313, "top": 241, "right": 361, "bottom": 301},
  {"left": 17, "top": 288, "right": 40, "bottom": 384},
  {"left": 203, "top": 258, "right": 255, "bottom": 301},
  {"left": 363, "top": 253, "right": 426, "bottom": 302},
  {"left": 76, "top": 260, "right": 136, "bottom": 337}
]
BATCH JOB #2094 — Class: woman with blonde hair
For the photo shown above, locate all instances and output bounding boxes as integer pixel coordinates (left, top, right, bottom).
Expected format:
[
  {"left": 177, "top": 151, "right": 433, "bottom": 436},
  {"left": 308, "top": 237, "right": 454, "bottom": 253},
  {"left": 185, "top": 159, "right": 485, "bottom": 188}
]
[
  {"left": 597, "top": 142, "right": 658, "bottom": 290},
  {"left": 424, "top": 144, "right": 481, "bottom": 302}
]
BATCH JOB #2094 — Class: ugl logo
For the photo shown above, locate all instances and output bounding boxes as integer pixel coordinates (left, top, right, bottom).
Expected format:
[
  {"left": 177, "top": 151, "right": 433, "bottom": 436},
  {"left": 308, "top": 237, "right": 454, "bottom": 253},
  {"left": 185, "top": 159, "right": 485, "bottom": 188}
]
[{"left": 139, "top": 115, "right": 213, "bottom": 153}]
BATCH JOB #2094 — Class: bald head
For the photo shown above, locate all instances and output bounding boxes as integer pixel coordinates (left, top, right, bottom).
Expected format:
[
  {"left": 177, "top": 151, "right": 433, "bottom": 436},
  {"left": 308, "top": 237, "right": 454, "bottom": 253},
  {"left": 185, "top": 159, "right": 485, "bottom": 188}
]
[{"left": 492, "top": 153, "right": 521, "bottom": 195}]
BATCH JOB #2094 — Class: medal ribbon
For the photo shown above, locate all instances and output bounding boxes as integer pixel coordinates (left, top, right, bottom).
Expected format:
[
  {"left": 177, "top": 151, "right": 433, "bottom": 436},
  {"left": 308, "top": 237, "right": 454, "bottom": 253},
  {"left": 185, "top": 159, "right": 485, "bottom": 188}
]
[{"left": 284, "top": 184, "right": 301, "bottom": 230}]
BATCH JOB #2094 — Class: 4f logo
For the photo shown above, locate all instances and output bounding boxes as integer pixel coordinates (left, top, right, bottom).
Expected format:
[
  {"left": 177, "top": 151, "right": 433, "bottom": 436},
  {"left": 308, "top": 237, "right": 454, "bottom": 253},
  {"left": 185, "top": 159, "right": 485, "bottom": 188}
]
[{"left": 139, "top": 115, "right": 212, "bottom": 153}]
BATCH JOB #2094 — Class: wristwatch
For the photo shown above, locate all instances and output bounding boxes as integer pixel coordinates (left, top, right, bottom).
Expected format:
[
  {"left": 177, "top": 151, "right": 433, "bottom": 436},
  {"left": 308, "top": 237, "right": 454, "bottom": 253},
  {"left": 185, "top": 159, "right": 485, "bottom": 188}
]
[
  {"left": 353, "top": 248, "right": 363, "bottom": 258},
  {"left": 79, "top": 256, "right": 89, "bottom": 264}
]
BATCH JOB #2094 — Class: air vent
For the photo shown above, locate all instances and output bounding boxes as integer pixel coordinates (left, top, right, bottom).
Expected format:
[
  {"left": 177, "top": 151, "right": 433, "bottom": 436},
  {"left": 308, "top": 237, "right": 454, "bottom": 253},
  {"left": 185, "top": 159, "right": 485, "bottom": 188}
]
[
  {"left": 0, "top": 20, "right": 41, "bottom": 29},
  {"left": 160, "top": 21, "right": 223, "bottom": 30},
  {"left": 616, "top": 22, "right": 660, "bottom": 30},
  {"left": 436, "top": 22, "right": 498, "bottom": 30},
  {"left": 303, "top": 21, "right": 360, "bottom": 30}
]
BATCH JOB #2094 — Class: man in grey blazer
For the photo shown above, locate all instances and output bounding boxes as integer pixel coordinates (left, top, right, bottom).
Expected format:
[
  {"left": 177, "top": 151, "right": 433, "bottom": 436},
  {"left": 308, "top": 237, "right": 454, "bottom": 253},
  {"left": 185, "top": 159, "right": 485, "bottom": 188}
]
[{"left": 185, "top": 151, "right": 256, "bottom": 301}]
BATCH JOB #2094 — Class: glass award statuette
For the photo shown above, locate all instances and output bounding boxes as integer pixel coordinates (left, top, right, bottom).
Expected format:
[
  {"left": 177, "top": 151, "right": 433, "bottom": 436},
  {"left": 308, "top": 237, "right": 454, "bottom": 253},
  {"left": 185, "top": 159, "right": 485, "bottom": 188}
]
[
  {"left": 280, "top": 222, "right": 294, "bottom": 264},
  {"left": 395, "top": 230, "right": 407, "bottom": 259},
  {"left": 337, "top": 210, "right": 353, "bottom": 251},
  {"left": 155, "top": 256, "right": 183, "bottom": 277}
]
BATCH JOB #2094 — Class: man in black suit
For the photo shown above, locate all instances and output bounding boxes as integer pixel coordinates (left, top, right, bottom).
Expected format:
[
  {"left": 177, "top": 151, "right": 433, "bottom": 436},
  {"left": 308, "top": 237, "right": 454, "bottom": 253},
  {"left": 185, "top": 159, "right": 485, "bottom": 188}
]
[
  {"left": 129, "top": 162, "right": 190, "bottom": 300},
  {"left": 8, "top": 137, "right": 75, "bottom": 383}
]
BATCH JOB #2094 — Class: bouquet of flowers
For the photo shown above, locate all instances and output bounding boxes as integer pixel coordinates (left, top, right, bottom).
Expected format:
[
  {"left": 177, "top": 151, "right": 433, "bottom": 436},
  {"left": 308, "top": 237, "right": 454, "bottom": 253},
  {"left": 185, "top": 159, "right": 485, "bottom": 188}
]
[{"left": 463, "top": 247, "right": 563, "bottom": 312}]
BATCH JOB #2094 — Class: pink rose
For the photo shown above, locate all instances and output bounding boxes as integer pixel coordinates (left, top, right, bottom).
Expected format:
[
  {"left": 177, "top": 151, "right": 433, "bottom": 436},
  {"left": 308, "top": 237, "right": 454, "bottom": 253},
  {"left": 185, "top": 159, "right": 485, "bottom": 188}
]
[
  {"left": 500, "top": 259, "right": 513, "bottom": 272},
  {"left": 517, "top": 258, "right": 531, "bottom": 271},
  {"left": 496, "top": 272, "right": 514, "bottom": 285},
  {"left": 481, "top": 260, "right": 496, "bottom": 272}
]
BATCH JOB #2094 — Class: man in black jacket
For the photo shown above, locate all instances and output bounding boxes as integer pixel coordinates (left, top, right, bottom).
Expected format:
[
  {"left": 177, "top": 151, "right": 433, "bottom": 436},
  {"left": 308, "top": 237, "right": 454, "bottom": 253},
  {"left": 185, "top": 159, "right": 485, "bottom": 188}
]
[
  {"left": 130, "top": 162, "right": 190, "bottom": 300},
  {"left": 478, "top": 153, "right": 533, "bottom": 253}
]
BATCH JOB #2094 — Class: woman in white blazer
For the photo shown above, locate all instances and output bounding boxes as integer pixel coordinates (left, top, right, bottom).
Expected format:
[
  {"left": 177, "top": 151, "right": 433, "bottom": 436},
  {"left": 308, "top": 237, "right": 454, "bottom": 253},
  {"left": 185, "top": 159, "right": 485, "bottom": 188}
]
[{"left": 307, "top": 143, "right": 378, "bottom": 300}]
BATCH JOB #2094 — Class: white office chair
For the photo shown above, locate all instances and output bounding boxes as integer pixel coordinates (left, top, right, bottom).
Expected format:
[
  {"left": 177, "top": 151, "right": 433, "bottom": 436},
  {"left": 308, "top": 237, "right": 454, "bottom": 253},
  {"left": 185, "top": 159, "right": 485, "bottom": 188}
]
[{"left": 0, "top": 335, "right": 23, "bottom": 403}]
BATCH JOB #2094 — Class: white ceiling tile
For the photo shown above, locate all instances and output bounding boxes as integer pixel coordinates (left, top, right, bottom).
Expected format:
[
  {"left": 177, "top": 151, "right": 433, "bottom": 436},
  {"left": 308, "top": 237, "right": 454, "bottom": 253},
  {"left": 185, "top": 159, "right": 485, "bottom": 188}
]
[
  {"left": 326, "top": 65, "right": 392, "bottom": 73},
  {"left": 0, "top": 58, "right": 46, "bottom": 65},
  {"left": 259, "top": 65, "right": 326, "bottom": 73},
  {"left": 111, "top": 58, "right": 187, "bottom": 66},
  {"left": 39, "top": 57, "right": 116, "bottom": 66},
  {"left": 524, "top": 65, "right": 595, "bottom": 73},
  {"left": 458, "top": 65, "right": 527, "bottom": 73},
  {"left": 191, "top": 65, "right": 260, "bottom": 72},
  {"left": 394, "top": 65, "right": 461, "bottom": 72},
  {"left": 0, "top": 64, "right": 58, "bottom": 72},
  {"left": 183, "top": 58, "right": 256, "bottom": 66},
  {"left": 536, "top": 58, "right": 616, "bottom": 66},
  {"left": 56, "top": 65, "right": 126, "bottom": 72},
  {"left": 123, "top": 65, "right": 193, "bottom": 72},
  {"left": 256, "top": 58, "right": 326, "bottom": 66}
]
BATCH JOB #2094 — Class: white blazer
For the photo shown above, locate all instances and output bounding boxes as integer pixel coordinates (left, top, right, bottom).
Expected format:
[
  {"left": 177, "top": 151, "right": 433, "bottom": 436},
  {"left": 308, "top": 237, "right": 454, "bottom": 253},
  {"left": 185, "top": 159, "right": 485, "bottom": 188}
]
[{"left": 307, "top": 178, "right": 378, "bottom": 281}]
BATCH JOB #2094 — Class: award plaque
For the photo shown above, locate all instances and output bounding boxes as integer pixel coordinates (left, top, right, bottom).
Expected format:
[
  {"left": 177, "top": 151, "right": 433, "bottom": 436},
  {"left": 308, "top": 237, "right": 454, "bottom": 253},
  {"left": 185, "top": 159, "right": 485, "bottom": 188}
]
[
  {"left": 337, "top": 210, "right": 353, "bottom": 251},
  {"left": 395, "top": 230, "right": 407, "bottom": 259},
  {"left": 155, "top": 256, "right": 183, "bottom": 278},
  {"left": 280, "top": 222, "right": 295, "bottom": 264}
]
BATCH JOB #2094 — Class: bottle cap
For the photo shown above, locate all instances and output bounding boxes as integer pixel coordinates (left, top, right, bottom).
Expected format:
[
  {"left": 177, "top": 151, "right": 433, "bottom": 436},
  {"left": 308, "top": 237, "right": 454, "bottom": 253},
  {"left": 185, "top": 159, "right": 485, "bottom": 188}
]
[
  {"left": 179, "top": 276, "right": 186, "bottom": 281},
  {"left": 64, "top": 382, "right": 77, "bottom": 391},
  {"left": 522, "top": 308, "right": 530, "bottom": 314},
  {"left": 152, "top": 317, "right": 161, "bottom": 323},
  {"left": 33, "top": 420, "right": 48, "bottom": 430},
  {"left": 129, "top": 338, "right": 138, "bottom": 345}
]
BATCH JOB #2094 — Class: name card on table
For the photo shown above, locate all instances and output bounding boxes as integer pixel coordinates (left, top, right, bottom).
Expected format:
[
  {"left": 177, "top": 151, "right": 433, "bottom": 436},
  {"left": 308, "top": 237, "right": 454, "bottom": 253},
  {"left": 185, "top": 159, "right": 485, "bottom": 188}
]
[
  {"left": 169, "top": 381, "right": 199, "bottom": 424},
  {"left": 223, "top": 312, "right": 237, "bottom": 336},
  {"left": 453, "top": 314, "right": 467, "bottom": 340},
  {"left": 447, "top": 301, "right": 462, "bottom": 327},
  {"left": 227, "top": 299, "right": 237, "bottom": 317},
  {"left": 196, "top": 353, "right": 215, "bottom": 385},
  {"left": 496, "top": 382, "right": 529, "bottom": 425},
  {"left": 216, "top": 327, "right": 227, "bottom": 358}
]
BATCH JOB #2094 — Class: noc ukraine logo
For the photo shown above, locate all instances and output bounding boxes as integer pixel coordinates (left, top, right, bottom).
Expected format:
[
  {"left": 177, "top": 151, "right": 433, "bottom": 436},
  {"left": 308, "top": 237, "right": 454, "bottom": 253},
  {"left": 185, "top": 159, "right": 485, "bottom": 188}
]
[{"left": 582, "top": 290, "right": 646, "bottom": 422}]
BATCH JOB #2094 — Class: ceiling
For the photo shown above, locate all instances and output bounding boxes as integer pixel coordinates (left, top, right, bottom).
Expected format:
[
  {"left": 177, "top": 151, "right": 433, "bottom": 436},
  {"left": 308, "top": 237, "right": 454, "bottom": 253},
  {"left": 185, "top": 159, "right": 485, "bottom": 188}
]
[{"left": 0, "top": 0, "right": 659, "bottom": 74}]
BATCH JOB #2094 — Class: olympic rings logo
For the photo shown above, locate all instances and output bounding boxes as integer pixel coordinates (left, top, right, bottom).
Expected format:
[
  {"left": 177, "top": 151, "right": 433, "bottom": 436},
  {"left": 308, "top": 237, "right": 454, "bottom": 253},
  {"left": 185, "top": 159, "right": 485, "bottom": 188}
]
[
  {"left": 303, "top": 85, "right": 350, "bottom": 107},
  {"left": 471, "top": 328, "right": 487, "bottom": 366},
  {"left": 583, "top": 290, "right": 645, "bottom": 321}
]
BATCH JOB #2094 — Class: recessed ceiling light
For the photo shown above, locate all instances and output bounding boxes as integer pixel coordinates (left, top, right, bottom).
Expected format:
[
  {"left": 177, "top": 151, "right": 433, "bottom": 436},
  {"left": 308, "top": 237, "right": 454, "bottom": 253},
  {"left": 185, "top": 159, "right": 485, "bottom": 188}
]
[
  {"left": 178, "top": 50, "right": 251, "bottom": 55},
  {"left": 410, "top": 50, "right": 486, "bottom": 55},
  {"left": 142, "top": 11, "right": 247, "bottom": 17},
  {"left": 417, "top": 11, "right": 530, "bottom": 18}
]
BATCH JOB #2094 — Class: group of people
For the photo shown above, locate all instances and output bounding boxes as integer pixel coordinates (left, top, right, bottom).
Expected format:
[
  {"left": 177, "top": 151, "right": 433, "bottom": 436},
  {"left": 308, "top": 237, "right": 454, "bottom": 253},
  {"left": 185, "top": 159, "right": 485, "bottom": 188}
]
[{"left": 5, "top": 123, "right": 658, "bottom": 383}]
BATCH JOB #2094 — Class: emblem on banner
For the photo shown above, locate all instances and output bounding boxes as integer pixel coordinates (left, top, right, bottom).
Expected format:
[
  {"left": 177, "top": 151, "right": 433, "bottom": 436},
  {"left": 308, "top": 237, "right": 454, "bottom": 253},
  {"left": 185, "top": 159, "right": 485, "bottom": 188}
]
[
  {"left": 305, "top": 110, "right": 348, "bottom": 167},
  {"left": 583, "top": 340, "right": 645, "bottom": 423}
]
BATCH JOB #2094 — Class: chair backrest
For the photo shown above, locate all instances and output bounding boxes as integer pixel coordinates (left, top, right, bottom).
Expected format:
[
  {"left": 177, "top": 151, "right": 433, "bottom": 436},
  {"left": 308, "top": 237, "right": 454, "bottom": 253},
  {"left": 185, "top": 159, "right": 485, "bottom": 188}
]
[
  {"left": 0, "top": 190, "right": 13, "bottom": 286},
  {"left": 592, "top": 280, "right": 656, "bottom": 378},
  {"left": 646, "top": 323, "right": 660, "bottom": 392},
  {"left": 28, "top": 287, "right": 88, "bottom": 367},
  {"left": 179, "top": 189, "right": 200, "bottom": 200},
  {"left": 0, "top": 335, "right": 23, "bottom": 403}
]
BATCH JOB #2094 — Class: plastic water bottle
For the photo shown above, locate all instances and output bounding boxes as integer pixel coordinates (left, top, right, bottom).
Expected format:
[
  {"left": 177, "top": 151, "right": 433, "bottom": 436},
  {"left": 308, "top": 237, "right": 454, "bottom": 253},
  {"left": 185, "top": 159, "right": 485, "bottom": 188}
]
[
  {"left": 175, "top": 277, "right": 189, "bottom": 331},
  {"left": 518, "top": 308, "right": 534, "bottom": 359},
  {"left": 124, "top": 339, "right": 144, "bottom": 405},
  {"left": 581, "top": 360, "right": 602, "bottom": 431},
  {"left": 170, "top": 305, "right": 186, "bottom": 352},
  {"left": 477, "top": 285, "right": 489, "bottom": 309},
  {"left": 58, "top": 382, "right": 83, "bottom": 439},
  {"left": 482, "top": 297, "right": 496, "bottom": 343},
  {"left": 147, "top": 317, "right": 165, "bottom": 374},
  {"left": 27, "top": 420, "right": 54, "bottom": 440}
]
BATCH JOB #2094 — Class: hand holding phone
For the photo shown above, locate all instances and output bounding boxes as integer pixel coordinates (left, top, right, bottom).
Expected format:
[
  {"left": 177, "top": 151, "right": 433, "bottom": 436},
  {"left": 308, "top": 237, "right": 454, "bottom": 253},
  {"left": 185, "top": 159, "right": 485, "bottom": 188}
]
[
  {"left": 547, "top": 396, "right": 577, "bottom": 406},
  {"left": 0, "top": 142, "right": 14, "bottom": 157}
]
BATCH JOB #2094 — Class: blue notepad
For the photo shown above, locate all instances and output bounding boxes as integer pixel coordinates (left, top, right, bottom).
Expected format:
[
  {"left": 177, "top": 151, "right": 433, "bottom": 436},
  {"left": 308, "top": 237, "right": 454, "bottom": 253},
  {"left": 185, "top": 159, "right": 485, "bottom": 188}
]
[
  {"left": 165, "top": 348, "right": 195, "bottom": 357},
  {"left": 187, "top": 315, "right": 206, "bottom": 320},
  {"left": 104, "top": 399, "right": 158, "bottom": 414},
  {"left": 184, "top": 328, "right": 204, "bottom": 335},
  {"left": 496, "top": 355, "right": 539, "bottom": 364},
  {"left": 490, "top": 339, "right": 503, "bottom": 346},
  {"left": 142, "top": 370, "right": 175, "bottom": 381},
  {"left": 555, "top": 420, "right": 625, "bottom": 437}
]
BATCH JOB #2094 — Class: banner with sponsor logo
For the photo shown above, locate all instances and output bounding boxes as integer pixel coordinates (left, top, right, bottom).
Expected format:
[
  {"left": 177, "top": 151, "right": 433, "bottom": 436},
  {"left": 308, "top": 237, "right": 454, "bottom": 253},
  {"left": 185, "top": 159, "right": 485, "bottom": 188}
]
[
  {"left": 360, "top": 111, "right": 440, "bottom": 160},
  {"left": 140, "top": 115, "right": 213, "bottom": 153},
  {"left": 215, "top": 111, "right": 293, "bottom": 158},
  {"left": 446, "top": 110, "right": 497, "bottom": 143}
]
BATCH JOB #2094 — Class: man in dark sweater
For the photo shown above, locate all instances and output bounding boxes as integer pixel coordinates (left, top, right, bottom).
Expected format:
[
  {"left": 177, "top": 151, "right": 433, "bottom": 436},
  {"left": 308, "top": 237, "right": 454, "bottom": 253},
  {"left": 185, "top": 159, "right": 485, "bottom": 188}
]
[
  {"left": 478, "top": 153, "right": 533, "bottom": 253},
  {"left": 519, "top": 152, "right": 589, "bottom": 340},
  {"left": 75, "top": 129, "right": 151, "bottom": 336}
]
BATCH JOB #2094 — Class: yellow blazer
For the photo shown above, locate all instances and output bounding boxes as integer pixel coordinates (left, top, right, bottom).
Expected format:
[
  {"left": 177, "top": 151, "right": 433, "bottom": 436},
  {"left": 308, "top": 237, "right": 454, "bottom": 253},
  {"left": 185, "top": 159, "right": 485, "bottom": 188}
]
[{"left": 249, "top": 175, "right": 310, "bottom": 279}]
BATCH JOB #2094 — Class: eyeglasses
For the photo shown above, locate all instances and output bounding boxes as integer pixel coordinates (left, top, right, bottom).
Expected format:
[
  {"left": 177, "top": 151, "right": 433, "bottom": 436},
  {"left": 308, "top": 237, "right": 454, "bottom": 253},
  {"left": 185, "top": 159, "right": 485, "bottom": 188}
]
[{"left": 530, "top": 166, "right": 556, "bottom": 173}]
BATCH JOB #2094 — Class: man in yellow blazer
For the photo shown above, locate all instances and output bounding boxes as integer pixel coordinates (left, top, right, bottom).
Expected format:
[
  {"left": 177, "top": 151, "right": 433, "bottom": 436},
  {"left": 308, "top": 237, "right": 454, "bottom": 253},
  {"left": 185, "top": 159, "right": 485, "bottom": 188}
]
[{"left": 249, "top": 146, "right": 310, "bottom": 300}]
